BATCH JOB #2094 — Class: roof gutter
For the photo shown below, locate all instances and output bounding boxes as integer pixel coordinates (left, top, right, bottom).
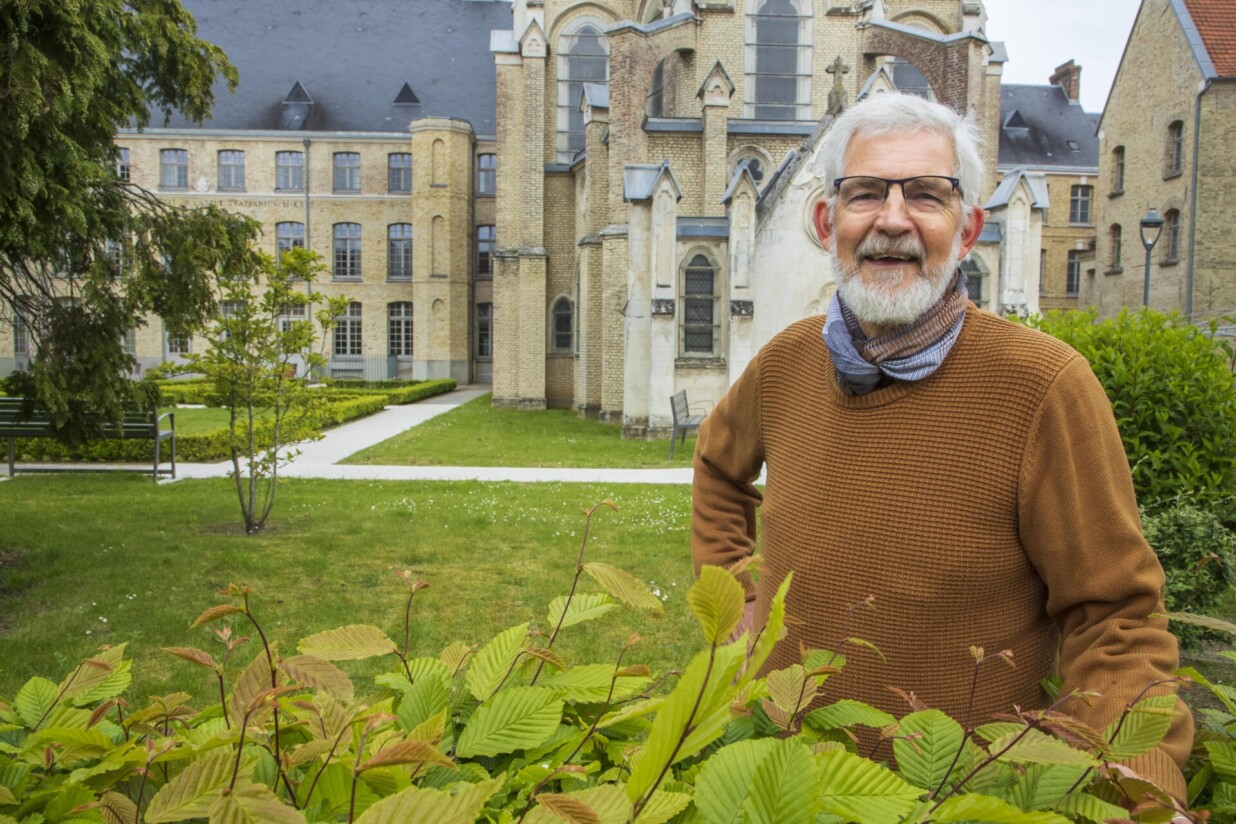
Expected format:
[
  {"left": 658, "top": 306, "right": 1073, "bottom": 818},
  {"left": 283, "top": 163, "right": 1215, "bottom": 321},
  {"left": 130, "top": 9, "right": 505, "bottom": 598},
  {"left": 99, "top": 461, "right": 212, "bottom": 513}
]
[{"left": 1185, "top": 78, "right": 1211, "bottom": 321}]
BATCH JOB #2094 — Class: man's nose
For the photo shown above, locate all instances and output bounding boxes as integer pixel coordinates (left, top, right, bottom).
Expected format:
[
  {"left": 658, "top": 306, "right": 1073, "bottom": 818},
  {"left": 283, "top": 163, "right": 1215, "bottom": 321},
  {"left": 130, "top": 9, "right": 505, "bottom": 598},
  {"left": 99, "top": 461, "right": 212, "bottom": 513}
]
[{"left": 872, "top": 185, "right": 914, "bottom": 234}]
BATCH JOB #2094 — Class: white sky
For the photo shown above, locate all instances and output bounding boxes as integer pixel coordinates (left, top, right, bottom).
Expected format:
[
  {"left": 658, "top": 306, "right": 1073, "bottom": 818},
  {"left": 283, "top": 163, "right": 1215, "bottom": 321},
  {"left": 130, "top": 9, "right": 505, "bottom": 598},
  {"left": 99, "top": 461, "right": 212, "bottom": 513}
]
[{"left": 982, "top": 0, "right": 1141, "bottom": 114}]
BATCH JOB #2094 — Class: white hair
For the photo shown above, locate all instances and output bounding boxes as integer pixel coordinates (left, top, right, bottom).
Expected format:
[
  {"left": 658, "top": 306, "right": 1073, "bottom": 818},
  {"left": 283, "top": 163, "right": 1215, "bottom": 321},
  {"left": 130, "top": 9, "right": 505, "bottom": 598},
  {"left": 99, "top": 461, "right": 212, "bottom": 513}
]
[{"left": 818, "top": 93, "right": 984, "bottom": 210}]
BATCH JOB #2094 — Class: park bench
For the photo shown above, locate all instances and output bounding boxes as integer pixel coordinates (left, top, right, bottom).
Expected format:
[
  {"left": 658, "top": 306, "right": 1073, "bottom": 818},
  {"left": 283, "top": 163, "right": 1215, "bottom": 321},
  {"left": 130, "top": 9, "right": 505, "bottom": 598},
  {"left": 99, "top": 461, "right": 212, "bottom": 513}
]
[
  {"left": 668, "top": 390, "right": 708, "bottom": 459},
  {"left": 0, "top": 397, "right": 175, "bottom": 480}
]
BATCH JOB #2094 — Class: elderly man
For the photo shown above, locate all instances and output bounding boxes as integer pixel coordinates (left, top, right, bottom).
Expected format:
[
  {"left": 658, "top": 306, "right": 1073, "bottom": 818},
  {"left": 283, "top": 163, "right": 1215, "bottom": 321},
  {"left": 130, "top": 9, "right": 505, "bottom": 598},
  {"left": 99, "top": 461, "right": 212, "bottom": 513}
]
[{"left": 691, "top": 93, "right": 1192, "bottom": 798}]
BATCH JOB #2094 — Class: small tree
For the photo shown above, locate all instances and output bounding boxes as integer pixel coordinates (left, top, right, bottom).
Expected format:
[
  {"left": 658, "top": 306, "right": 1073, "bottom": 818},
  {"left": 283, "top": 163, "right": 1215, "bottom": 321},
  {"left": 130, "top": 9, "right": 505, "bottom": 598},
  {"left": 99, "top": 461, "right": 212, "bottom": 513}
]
[{"left": 183, "top": 245, "right": 345, "bottom": 534}]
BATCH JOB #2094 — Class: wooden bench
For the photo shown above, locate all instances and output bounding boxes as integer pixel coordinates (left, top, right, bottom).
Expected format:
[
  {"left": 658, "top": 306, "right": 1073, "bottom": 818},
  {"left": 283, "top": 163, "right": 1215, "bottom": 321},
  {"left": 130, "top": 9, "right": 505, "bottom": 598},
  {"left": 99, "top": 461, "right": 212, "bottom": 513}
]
[
  {"left": 0, "top": 397, "right": 176, "bottom": 480},
  {"left": 669, "top": 390, "right": 707, "bottom": 459}
]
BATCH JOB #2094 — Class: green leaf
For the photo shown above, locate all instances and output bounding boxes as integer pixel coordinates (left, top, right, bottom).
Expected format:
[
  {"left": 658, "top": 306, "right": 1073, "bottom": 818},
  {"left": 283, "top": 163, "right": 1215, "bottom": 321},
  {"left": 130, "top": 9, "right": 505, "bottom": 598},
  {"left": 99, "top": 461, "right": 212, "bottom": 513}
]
[
  {"left": 687, "top": 565, "right": 745, "bottom": 645},
  {"left": 22, "top": 727, "right": 113, "bottom": 764},
  {"left": 1206, "top": 740, "right": 1236, "bottom": 783},
  {"left": 974, "top": 722, "right": 1026, "bottom": 743},
  {"left": 815, "top": 750, "right": 922, "bottom": 824},
  {"left": 929, "top": 793, "right": 1071, "bottom": 822},
  {"left": 744, "top": 739, "right": 818, "bottom": 824},
  {"left": 61, "top": 644, "right": 132, "bottom": 706},
  {"left": 536, "top": 664, "right": 651, "bottom": 703},
  {"left": 465, "top": 622, "right": 529, "bottom": 702},
  {"left": 524, "top": 785, "right": 632, "bottom": 824},
  {"left": 359, "top": 740, "right": 454, "bottom": 772},
  {"left": 208, "top": 781, "right": 306, "bottom": 823},
  {"left": 1007, "top": 763, "right": 1093, "bottom": 811},
  {"left": 396, "top": 674, "right": 450, "bottom": 733},
  {"left": 1102, "top": 694, "right": 1178, "bottom": 761},
  {"left": 1052, "top": 790, "right": 1131, "bottom": 823},
  {"left": 145, "top": 749, "right": 239, "bottom": 823},
  {"left": 230, "top": 649, "right": 274, "bottom": 726},
  {"left": 354, "top": 776, "right": 502, "bottom": 823},
  {"left": 14, "top": 677, "right": 58, "bottom": 729},
  {"left": 804, "top": 700, "right": 895, "bottom": 733},
  {"left": 455, "top": 686, "right": 563, "bottom": 758},
  {"left": 583, "top": 563, "right": 663, "bottom": 614},
  {"left": 279, "top": 655, "right": 354, "bottom": 704},
  {"left": 297, "top": 625, "right": 397, "bottom": 661},
  {"left": 893, "top": 709, "right": 965, "bottom": 791},
  {"left": 633, "top": 790, "right": 692, "bottom": 824},
  {"left": 745, "top": 573, "right": 792, "bottom": 683},
  {"left": 694, "top": 739, "right": 778, "bottom": 824},
  {"left": 548, "top": 592, "right": 617, "bottom": 630},
  {"left": 989, "top": 728, "right": 1097, "bottom": 767}
]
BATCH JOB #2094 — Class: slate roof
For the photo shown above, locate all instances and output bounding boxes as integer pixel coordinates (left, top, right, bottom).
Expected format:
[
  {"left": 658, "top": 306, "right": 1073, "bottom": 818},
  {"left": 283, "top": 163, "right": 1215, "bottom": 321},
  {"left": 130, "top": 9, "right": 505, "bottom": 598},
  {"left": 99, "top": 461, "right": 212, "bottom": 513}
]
[
  {"left": 997, "top": 84, "right": 1099, "bottom": 172},
  {"left": 1182, "top": 0, "right": 1236, "bottom": 77},
  {"left": 159, "top": 0, "right": 511, "bottom": 135}
]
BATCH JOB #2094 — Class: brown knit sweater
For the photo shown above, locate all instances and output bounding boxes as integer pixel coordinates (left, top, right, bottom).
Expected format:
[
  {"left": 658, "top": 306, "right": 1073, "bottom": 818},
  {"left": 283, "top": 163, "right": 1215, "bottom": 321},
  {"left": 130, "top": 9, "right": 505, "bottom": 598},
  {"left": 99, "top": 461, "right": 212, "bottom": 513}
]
[{"left": 692, "top": 306, "right": 1192, "bottom": 798}]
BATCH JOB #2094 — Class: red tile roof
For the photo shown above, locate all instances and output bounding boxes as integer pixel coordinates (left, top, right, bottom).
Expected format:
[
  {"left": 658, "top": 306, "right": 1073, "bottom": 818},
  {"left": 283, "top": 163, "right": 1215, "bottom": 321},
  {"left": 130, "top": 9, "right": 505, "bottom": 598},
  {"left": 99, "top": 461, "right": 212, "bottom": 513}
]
[{"left": 1183, "top": 0, "right": 1236, "bottom": 77}]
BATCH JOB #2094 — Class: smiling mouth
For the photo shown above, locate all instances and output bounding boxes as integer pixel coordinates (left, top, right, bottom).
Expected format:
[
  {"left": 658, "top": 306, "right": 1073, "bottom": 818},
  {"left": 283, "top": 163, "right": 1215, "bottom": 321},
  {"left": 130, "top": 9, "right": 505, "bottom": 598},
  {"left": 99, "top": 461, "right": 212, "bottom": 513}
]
[{"left": 865, "top": 255, "right": 920, "bottom": 263}]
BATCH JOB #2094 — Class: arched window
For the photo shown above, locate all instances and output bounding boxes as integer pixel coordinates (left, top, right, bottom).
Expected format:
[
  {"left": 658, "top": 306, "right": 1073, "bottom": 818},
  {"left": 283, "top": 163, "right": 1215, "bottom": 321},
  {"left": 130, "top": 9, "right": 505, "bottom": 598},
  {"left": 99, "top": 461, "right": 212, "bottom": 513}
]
[
  {"left": 334, "top": 302, "right": 362, "bottom": 357},
  {"left": 333, "top": 223, "right": 362, "bottom": 279},
  {"left": 745, "top": 0, "right": 811, "bottom": 120},
  {"left": 388, "top": 301, "right": 413, "bottom": 357},
  {"left": 1112, "top": 146, "right": 1126, "bottom": 194},
  {"left": 557, "top": 20, "right": 609, "bottom": 162},
  {"left": 1163, "top": 209, "right": 1181, "bottom": 263},
  {"left": 551, "top": 297, "right": 573, "bottom": 353},
  {"left": 388, "top": 224, "right": 412, "bottom": 280},
  {"left": 275, "top": 222, "right": 304, "bottom": 263},
  {"left": 682, "top": 253, "right": 718, "bottom": 355},
  {"left": 1109, "top": 224, "right": 1123, "bottom": 272}
]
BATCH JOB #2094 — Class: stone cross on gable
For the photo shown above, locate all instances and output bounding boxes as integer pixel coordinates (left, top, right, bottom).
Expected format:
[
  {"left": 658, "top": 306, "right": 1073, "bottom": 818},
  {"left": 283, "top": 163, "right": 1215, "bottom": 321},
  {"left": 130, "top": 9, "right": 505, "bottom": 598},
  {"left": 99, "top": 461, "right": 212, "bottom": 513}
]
[{"left": 826, "top": 56, "right": 851, "bottom": 116}]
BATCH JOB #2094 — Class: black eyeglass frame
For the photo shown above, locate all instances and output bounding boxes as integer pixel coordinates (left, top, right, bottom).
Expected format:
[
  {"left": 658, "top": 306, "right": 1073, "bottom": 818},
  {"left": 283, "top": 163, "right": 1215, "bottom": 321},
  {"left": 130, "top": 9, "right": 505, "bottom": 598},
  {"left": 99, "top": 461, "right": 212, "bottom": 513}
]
[{"left": 832, "top": 175, "right": 962, "bottom": 200}]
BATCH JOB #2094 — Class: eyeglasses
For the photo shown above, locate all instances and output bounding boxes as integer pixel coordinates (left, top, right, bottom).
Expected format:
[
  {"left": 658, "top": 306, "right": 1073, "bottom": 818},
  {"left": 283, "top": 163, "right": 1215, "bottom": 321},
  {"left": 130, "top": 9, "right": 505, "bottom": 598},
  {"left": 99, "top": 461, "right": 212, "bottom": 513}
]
[{"left": 833, "top": 175, "right": 961, "bottom": 213}]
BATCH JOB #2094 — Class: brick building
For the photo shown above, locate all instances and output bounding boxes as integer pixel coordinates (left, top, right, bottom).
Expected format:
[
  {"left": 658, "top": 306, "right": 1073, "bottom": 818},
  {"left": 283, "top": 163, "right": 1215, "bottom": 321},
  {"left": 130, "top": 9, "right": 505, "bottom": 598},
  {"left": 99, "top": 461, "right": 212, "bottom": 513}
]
[
  {"left": 0, "top": 0, "right": 511, "bottom": 384},
  {"left": 1087, "top": 0, "right": 1236, "bottom": 321},
  {"left": 489, "top": 0, "right": 1068, "bottom": 435}
]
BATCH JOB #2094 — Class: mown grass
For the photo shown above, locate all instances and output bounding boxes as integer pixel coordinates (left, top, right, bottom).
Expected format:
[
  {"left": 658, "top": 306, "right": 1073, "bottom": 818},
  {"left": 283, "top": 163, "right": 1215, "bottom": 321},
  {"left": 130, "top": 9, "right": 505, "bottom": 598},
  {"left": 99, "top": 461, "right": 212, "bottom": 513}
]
[
  {"left": 0, "top": 475, "right": 698, "bottom": 705},
  {"left": 160, "top": 406, "right": 246, "bottom": 436},
  {"left": 343, "top": 393, "right": 697, "bottom": 468}
]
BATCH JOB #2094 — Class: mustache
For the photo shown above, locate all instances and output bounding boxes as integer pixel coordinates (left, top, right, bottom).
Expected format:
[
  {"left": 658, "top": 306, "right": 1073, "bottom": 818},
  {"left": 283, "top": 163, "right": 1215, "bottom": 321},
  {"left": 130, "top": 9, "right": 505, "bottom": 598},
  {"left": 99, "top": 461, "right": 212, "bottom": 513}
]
[{"left": 855, "top": 233, "right": 926, "bottom": 261}]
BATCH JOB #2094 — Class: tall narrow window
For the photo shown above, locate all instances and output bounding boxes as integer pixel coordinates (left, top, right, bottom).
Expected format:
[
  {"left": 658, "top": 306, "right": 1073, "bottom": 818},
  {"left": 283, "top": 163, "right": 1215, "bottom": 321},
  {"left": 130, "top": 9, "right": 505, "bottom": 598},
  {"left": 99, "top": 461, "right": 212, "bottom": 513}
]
[
  {"left": 1068, "top": 185, "right": 1092, "bottom": 224},
  {"left": 745, "top": 0, "right": 812, "bottom": 120},
  {"left": 334, "top": 152, "right": 361, "bottom": 192},
  {"left": 275, "top": 222, "right": 304, "bottom": 262},
  {"left": 276, "top": 151, "right": 304, "bottom": 191},
  {"left": 1066, "top": 250, "right": 1081, "bottom": 296},
  {"left": 1109, "top": 224, "right": 1123, "bottom": 271},
  {"left": 12, "top": 302, "right": 30, "bottom": 356},
  {"left": 476, "top": 225, "right": 495, "bottom": 280},
  {"left": 116, "top": 148, "right": 131, "bottom": 182},
  {"left": 333, "top": 223, "right": 362, "bottom": 279},
  {"left": 551, "top": 297, "right": 573, "bottom": 353},
  {"left": 121, "top": 328, "right": 137, "bottom": 355},
  {"left": 477, "top": 153, "right": 497, "bottom": 194},
  {"left": 166, "top": 328, "right": 191, "bottom": 356},
  {"left": 1163, "top": 209, "right": 1181, "bottom": 263},
  {"left": 556, "top": 21, "right": 609, "bottom": 163},
  {"left": 388, "top": 153, "right": 412, "bottom": 193},
  {"left": 646, "top": 60, "right": 666, "bottom": 117},
  {"left": 160, "top": 149, "right": 188, "bottom": 189},
  {"left": 334, "top": 302, "right": 363, "bottom": 356},
  {"left": 388, "top": 302, "right": 413, "bottom": 357},
  {"left": 217, "top": 150, "right": 245, "bottom": 191},
  {"left": 388, "top": 224, "right": 413, "bottom": 280},
  {"left": 1039, "top": 249, "right": 1047, "bottom": 295},
  {"left": 1166, "top": 121, "right": 1184, "bottom": 177},
  {"left": 1112, "top": 146, "right": 1125, "bottom": 193},
  {"left": 475, "top": 302, "right": 492, "bottom": 359},
  {"left": 683, "top": 254, "right": 717, "bottom": 355}
]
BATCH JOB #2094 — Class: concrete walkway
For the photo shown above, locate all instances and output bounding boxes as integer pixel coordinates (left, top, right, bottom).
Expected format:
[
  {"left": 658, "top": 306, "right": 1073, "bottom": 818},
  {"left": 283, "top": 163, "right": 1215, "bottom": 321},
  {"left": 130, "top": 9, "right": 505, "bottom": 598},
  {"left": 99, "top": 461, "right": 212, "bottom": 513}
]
[{"left": 167, "top": 385, "right": 698, "bottom": 485}]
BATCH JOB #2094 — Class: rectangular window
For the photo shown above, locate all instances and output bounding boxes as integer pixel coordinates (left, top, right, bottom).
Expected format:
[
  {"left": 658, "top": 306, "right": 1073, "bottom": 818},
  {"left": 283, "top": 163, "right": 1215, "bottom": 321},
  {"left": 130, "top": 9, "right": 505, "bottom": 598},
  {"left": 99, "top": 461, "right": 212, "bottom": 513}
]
[
  {"left": 333, "top": 223, "right": 362, "bottom": 279},
  {"left": 166, "top": 329, "right": 191, "bottom": 355},
  {"left": 388, "top": 224, "right": 413, "bottom": 280},
  {"left": 1164, "top": 211, "right": 1181, "bottom": 263},
  {"left": 388, "top": 153, "right": 412, "bottom": 193},
  {"left": 334, "top": 302, "right": 363, "bottom": 357},
  {"left": 160, "top": 149, "right": 188, "bottom": 189},
  {"left": 477, "top": 153, "right": 496, "bottom": 194},
  {"left": 217, "top": 150, "right": 245, "bottom": 191},
  {"left": 277, "top": 304, "right": 307, "bottom": 333},
  {"left": 13, "top": 304, "right": 30, "bottom": 356},
  {"left": 1068, "top": 185, "right": 1092, "bottom": 224},
  {"left": 116, "top": 147, "right": 130, "bottom": 182},
  {"left": 388, "top": 302, "right": 413, "bottom": 357},
  {"left": 276, "top": 151, "right": 304, "bottom": 191},
  {"left": 334, "top": 152, "right": 361, "bottom": 192},
  {"left": 121, "top": 328, "right": 136, "bottom": 355},
  {"left": 1066, "top": 250, "right": 1081, "bottom": 296},
  {"left": 475, "top": 302, "right": 492, "bottom": 359},
  {"left": 1039, "top": 249, "right": 1046, "bottom": 295},
  {"left": 1110, "top": 225, "right": 1123, "bottom": 271},
  {"left": 1112, "top": 146, "right": 1125, "bottom": 193},
  {"left": 1166, "top": 121, "right": 1184, "bottom": 177},
  {"left": 476, "top": 225, "right": 495, "bottom": 280}
]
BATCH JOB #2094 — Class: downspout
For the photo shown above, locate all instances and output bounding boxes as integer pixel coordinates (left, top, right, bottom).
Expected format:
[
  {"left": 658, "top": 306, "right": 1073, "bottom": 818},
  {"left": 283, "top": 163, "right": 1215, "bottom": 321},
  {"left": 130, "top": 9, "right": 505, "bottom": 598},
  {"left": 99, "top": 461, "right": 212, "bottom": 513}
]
[
  {"left": 302, "top": 137, "right": 313, "bottom": 376},
  {"left": 1185, "top": 79, "right": 1210, "bottom": 321}
]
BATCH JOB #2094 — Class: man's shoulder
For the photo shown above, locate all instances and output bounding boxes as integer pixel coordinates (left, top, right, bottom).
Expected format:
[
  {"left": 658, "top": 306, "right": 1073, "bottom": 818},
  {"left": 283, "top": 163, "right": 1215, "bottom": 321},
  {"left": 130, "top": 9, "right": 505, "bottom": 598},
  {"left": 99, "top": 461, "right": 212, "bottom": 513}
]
[
  {"left": 762, "top": 314, "right": 828, "bottom": 356},
  {"left": 962, "top": 306, "right": 1082, "bottom": 370}
]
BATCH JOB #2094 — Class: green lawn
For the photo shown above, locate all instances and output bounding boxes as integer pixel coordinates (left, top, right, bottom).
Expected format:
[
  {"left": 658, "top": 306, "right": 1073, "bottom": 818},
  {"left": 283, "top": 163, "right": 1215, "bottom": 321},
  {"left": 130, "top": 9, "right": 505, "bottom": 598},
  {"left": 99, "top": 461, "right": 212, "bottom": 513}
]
[
  {"left": 0, "top": 475, "right": 699, "bottom": 704},
  {"left": 343, "top": 393, "right": 697, "bottom": 468},
  {"left": 161, "top": 406, "right": 240, "bottom": 436}
]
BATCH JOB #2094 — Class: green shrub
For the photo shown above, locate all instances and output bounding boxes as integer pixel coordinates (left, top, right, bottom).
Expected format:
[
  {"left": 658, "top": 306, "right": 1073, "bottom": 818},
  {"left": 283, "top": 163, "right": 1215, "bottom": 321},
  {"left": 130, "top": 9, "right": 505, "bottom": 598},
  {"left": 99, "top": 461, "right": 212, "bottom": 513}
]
[
  {"left": 1027, "top": 309, "right": 1236, "bottom": 523},
  {"left": 1142, "top": 503, "right": 1236, "bottom": 649},
  {"left": 315, "top": 394, "right": 388, "bottom": 426}
]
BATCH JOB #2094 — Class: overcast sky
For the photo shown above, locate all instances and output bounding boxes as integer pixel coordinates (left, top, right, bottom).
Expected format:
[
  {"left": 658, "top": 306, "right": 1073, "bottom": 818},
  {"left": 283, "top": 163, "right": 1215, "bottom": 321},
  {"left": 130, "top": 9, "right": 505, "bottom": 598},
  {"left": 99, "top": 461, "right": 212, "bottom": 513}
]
[{"left": 982, "top": 0, "right": 1141, "bottom": 114}]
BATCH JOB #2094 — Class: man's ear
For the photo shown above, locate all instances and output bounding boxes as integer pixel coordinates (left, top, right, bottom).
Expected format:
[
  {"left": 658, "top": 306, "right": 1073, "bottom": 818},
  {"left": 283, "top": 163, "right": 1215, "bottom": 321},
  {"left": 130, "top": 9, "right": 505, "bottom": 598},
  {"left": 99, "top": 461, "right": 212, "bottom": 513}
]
[
  {"left": 958, "top": 205, "right": 986, "bottom": 258},
  {"left": 813, "top": 198, "right": 834, "bottom": 251}
]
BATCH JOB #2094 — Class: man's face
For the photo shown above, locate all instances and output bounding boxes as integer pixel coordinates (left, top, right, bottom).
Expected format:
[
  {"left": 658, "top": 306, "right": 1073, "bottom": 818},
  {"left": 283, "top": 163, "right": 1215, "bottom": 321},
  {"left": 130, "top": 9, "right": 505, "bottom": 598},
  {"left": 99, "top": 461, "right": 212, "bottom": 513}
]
[{"left": 813, "top": 131, "right": 984, "bottom": 331}]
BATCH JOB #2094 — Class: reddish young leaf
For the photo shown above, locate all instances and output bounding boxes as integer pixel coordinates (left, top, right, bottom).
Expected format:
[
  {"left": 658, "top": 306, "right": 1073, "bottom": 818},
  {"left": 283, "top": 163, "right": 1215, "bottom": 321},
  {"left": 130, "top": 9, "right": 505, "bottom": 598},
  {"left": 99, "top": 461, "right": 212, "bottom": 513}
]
[
  {"left": 162, "top": 647, "right": 219, "bottom": 671},
  {"left": 190, "top": 604, "right": 244, "bottom": 629}
]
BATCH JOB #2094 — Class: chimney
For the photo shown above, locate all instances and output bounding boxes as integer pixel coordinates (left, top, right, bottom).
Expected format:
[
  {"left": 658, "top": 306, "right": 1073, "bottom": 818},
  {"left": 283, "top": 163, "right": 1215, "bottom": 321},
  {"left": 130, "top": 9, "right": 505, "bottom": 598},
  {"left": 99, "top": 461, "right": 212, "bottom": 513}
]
[{"left": 1049, "top": 60, "right": 1081, "bottom": 102}]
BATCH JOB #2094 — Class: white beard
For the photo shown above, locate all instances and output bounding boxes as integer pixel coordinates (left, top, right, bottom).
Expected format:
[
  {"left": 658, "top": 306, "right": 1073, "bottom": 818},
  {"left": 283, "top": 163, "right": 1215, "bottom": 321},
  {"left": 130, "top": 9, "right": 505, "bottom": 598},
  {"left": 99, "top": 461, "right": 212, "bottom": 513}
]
[{"left": 833, "top": 231, "right": 962, "bottom": 329}]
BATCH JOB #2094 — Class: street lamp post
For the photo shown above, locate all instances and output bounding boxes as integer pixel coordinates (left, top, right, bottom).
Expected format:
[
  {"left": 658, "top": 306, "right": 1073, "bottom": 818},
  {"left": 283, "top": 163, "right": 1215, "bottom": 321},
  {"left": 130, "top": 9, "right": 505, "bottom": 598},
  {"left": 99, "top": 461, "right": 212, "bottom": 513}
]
[{"left": 1140, "top": 207, "right": 1164, "bottom": 308}]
